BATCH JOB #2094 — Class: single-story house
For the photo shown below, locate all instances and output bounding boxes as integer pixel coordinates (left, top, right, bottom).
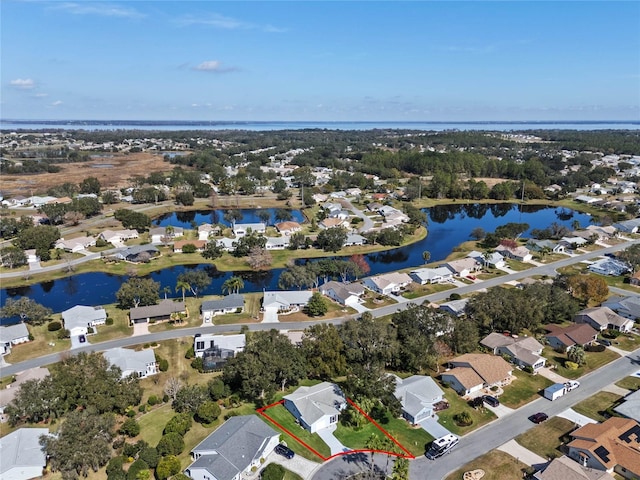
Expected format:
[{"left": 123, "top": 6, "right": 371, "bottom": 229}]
[
  {"left": 560, "top": 236, "right": 588, "bottom": 249},
  {"left": 55, "top": 236, "right": 96, "bottom": 253},
  {"left": 0, "top": 427, "right": 50, "bottom": 480},
  {"left": 612, "top": 218, "right": 640, "bottom": 234},
  {"left": 173, "top": 240, "right": 207, "bottom": 253},
  {"left": 319, "top": 281, "right": 366, "bottom": 306},
  {"left": 186, "top": 415, "right": 280, "bottom": 480},
  {"left": 61, "top": 305, "right": 107, "bottom": 337},
  {"left": 103, "top": 347, "right": 157, "bottom": 379},
  {"left": 567, "top": 417, "right": 640, "bottom": 479},
  {"left": 149, "top": 226, "right": 184, "bottom": 244},
  {"left": 329, "top": 209, "right": 351, "bottom": 220},
  {"left": 265, "top": 236, "right": 290, "bottom": 250},
  {"left": 544, "top": 323, "right": 599, "bottom": 351},
  {"left": 201, "top": 294, "right": 245, "bottom": 322},
  {"left": 629, "top": 271, "right": 640, "bottom": 287},
  {"left": 232, "top": 222, "right": 266, "bottom": 237},
  {"left": 438, "top": 298, "right": 469, "bottom": 317},
  {"left": 319, "top": 217, "right": 348, "bottom": 229},
  {"left": 575, "top": 195, "right": 600, "bottom": 204},
  {"left": 467, "top": 250, "right": 506, "bottom": 268},
  {"left": 495, "top": 244, "right": 533, "bottom": 262},
  {"left": 216, "top": 237, "right": 236, "bottom": 252},
  {"left": 0, "top": 367, "right": 49, "bottom": 415},
  {"left": 574, "top": 307, "right": 634, "bottom": 333},
  {"left": 480, "top": 332, "right": 546, "bottom": 370},
  {"left": 534, "top": 455, "right": 615, "bottom": 480},
  {"left": 344, "top": 233, "right": 367, "bottom": 246},
  {"left": 526, "top": 239, "right": 565, "bottom": 254},
  {"left": 24, "top": 249, "right": 39, "bottom": 264},
  {"left": 443, "top": 257, "right": 481, "bottom": 278},
  {"left": 585, "top": 225, "right": 618, "bottom": 240},
  {"left": 410, "top": 267, "right": 453, "bottom": 285},
  {"left": 193, "top": 333, "right": 246, "bottom": 358},
  {"left": 588, "top": 258, "right": 631, "bottom": 276},
  {"left": 129, "top": 299, "right": 187, "bottom": 324},
  {"left": 99, "top": 229, "right": 139, "bottom": 244},
  {"left": 275, "top": 221, "right": 302, "bottom": 235},
  {"left": 322, "top": 202, "right": 343, "bottom": 214},
  {"left": 362, "top": 272, "right": 412, "bottom": 295},
  {"left": 441, "top": 354, "right": 513, "bottom": 396},
  {"left": 1, "top": 195, "right": 29, "bottom": 208},
  {"left": 197, "top": 223, "right": 220, "bottom": 241},
  {"left": 0, "top": 322, "right": 30, "bottom": 356},
  {"left": 262, "top": 291, "right": 313, "bottom": 312},
  {"left": 602, "top": 296, "right": 640, "bottom": 321},
  {"left": 283, "top": 382, "right": 347, "bottom": 433},
  {"left": 392, "top": 374, "right": 445, "bottom": 425},
  {"left": 114, "top": 244, "right": 159, "bottom": 263},
  {"left": 614, "top": 389, "right": 640, "bottom": 423}
]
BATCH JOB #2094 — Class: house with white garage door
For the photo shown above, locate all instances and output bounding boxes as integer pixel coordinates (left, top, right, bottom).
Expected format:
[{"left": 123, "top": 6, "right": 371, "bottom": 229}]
[
  {"left": 284, "top": 382, "right": 347, "bottom": 433},
  {"left": 319, "top": 281, "right": 365, "bottom": 307},
  {"left": 262, "top": 290, "right": 313, "bottom": 322},
  {"left": 61, "top": 305, "right": 107, "bottom": 336}
]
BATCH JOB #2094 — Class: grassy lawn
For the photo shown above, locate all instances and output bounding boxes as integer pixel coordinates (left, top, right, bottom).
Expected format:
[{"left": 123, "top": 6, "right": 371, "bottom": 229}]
[
  {"left": 283, "top": 471, "right": 304, "bottom": 480},
  {"left": 334, "top": 411, "right": 433, "bottom": 457},
  {"left": 402, "top": 283, "right": 454, "bottom": 299},
  {"left": 362, "top": 293, "right": 397, "bottom": 309},
  {"left": 90, "top": 311, "right": 132, "bottom": 343},
  {"left": 4, "top": 322, "right": 70, "bottom": 364},
  {"left": 445, "top": 450, "right": 531, "bottom": 480},
  {"left": 616, "top": 376, "right": 640, "bottom": 391},
  {"left": 573, "top": 392, "right": 623, "bottom": 422},
  {"left": 515, "top": 417, "right": 576, "bottom": 460},
  {"left": 505, "top": 260, "right": 534, "bottom": 272},
  {"left": 437, "top": 384, "right": 497, "bottom": 436},
  {"left": 543, "top": 347, "right": 620, "bottom": 380},
  {"left": 609, "top": 332, "right": 640, "bottom": 352},
  {"left": 499, "top": 369, "right": 553, "bottom": 408},
  {"left": 260, "top": 404, "right": 331, "bottom": 461}
]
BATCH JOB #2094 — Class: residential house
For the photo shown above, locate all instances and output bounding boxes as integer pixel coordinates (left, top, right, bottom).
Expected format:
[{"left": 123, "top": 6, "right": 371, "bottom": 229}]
[
  {"left": 55, "top": 236, "right": 96, "bottom": 253},
  {"left": 344, "top": 233, "right": 367, "bottom": 246},
  {"left": 612, "top": 218, "right": 640, "bottom": 234},
  {"left": 0, "top": 323, "right": 30, "bottom": 356},
  {"left": 0, "top": 428, "right": 50, "bottom": 480},
  {"left": 275, "top": 221, "right": 302, "bottom": 235},
  {"left": 585, "top": 225, "right": 618, "bottom": 240},
  {"left": 410, "top": 267, "right": 453, "bottom": 285},
  {"left": 283, "top": 382, "right": 347, "bottom": 433},
  {"left": 232, "top": 222, "right": 266, "bottom": 237},
  {"left": 614, "top": 389, "right": 640, "bottom": 423},
  {"left": 545, "top": 323, "right": 599, "bottom": 352},
  {"left": 150, "top": 226, "right": 184, "bottom": 244},
  {"left": 438, "top": 298, "right": 469, "bottom": 317},
  {"left": 114, "top": 244, "right": 159, "bottom": 263},
  {"left": 574, "top": 307, "right": 634, "bottom": 333},
  {"left": 1, "top": 195, "right": 29, "bottom": 208},
  {"left": 193, "top": 333, "right": 245, "bottom": 358},
  {"left": 173, "top": 240, "right": 207, "bottom": 253},
  {"left": 560, "top": 236, "right": 589, "bottom": 249},
  {"left": 197, "top": 223, "right": 220, "bottom": 241},
  {"left": 346, "top": 187, "right": 362, "bottom": 197},
  {"left": 443, "top": 257, "right": 481, "bottom": 278},
  {"left": 103, "top": 347, "right": 157, "bottom": 379},
  {"left": 129, "top": 299, "right": 187, "bottom": 324},
  {"left": 265, "top": 236, "right": 290, "bottom": 250},
  {"left": 480, "top": 332, "right": 546, "bottom": 370},
  {"left": 185, "top": 415, "right": 280, "bottom": 480},
  {"left": 262, "top": 291, "right": 313, "bottom": 312},
  {"left": 329, "top": 209, "right": 351, "bottom": 220},
  {"left": 24, "top": 249, "right": 39, "bottom": 264},
  {"left": 575, "top": 195, "right": 600, "bottom": 204},
  {"left": 629, "top": 271, "right": 640, "bottom": 287},
  {"left": 319, "top": 217, "right": 348, "bottom": 229},
  {"left": 99, "top": 229, "right": 139, "bottom": 245},
  {"left": 61, "top": 305, "right": 107, "bottom": 337},
  {"left": 495, "top": 244, "right": 533, "bottom": 262},
  {"left": 588, "top": 258, "right": 631, "bottom": 276},
  {"left": 602, "top": 296, "right": 640, "bottom": 321},
  {"left": 362, "top": 272, "right": 412, "bottom": 295},
  {"left": 526, "top": 239, "right": 565, "bottom": 254},
  {"left": 0, "top": 367, "right": 49, "bottom": 415},
  {"left": 534, "top": 455, "right": 615, "bottom": 480},
  {"left": 392, "top": 374, "right": 445, "bottom": 425},
  {"left": 201, "top": 294, "right": 245, "bottom": 322},
  {"left": 567, "top": 417, "right": 640, "bottom": 479},
  {"left": 216, "top": 237, "right": 236, "bottom": 252},
  {"left": 467, "top": 250, "right": 506, "bottom": 268},
  {"left": 367, "top": 202, "right": 384, "bottom": 212},
  {"left": 319, "top": 281, "right": 366, "bottom": 307},
  {"left": 321, "top": 202, "right": 343, "bottom": 214},
  {"left": 441, "top": 354, "right": 513, "bottom": 396}
]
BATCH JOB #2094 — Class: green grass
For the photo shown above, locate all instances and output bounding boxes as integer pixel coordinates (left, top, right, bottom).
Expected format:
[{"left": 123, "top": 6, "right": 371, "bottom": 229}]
[
  {"left": 436, "top": 383, "right": 497, "bottom": 436},
  {"left": 610, "top": 332, "right": 640, "bottom": 352},
  {"left": 283, "top": 470, "right": 304, "bottom": 480},
  {"left": 333, "top": 411, "right": 433, "bottom": 457},
  {"left": 260, "top": 404, "right": 331, "bottom": 461},
  {"left": 543, "top": 347, "right": 620, "bottom": 379},
  {"left": 499, "top": 369, "right": 553, "bottom": 408},
  {"left": 445, "top": 450, "right": 531, "bottom": 480},
  {"left": 137, "top": 403, "right": 172, "bottom": 447},
  {"left": 515, "top": 417, "right": 576, "bottom": 460},
  {"left": 4, "top": 322, "right": 70, "bottom": 364},
  {"left": 573, "top": 392, "right": 623, "bottom": 422},
  {"left": 616, "top": 376, "right": 640, "bottom": 391}
]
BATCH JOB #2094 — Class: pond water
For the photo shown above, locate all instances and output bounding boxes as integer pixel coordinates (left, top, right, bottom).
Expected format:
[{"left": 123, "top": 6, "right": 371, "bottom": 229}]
[
  {"left": 152, "top": 208, "right": 306, "bottom": 229},
  {"left": 0, "top": 204, "right": 592, "bottom": 320}
]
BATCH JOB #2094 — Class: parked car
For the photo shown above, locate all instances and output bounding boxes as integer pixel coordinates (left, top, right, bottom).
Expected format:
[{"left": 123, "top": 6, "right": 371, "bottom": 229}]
[
  {"left": 275, "top": 444, "right": 295, "bottom": 459},
  {"left": 530, "top": 412, "right": 548, "bottom": 424},
  {"left": 79, "top": 335, "right": 86, "bottom": 343},
  {"left": 565, "top": 380, "right": 580, "bottom": 392},
  {"left": 599, "top": 338, "right": 612, "bottom": 346},
  {"left": 482, "top": 395, "right": 500, "bottom": 407},
  {"left": 467, "top": 275, "right": 477, "bottom": 280}
]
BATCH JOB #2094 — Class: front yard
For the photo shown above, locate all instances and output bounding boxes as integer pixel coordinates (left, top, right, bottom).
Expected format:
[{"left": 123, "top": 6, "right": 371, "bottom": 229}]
[
  {"left": 572, "top": 392, "right": 624, "bottom": 422},
  {"left": 499, "top": 369, "right": 553, "bottom": 408},
  {"left": 436, "top": 383, "right": 497, "bottom": 436},
  {"left": 616, "top": 376, "right": 640, "bottom": 391},
  {"left": 515, "top": 417, "right": 576, "bottom": 460},
  {"left": 445, "top": 451, "right": 531, "bottom": 480},
  {"left": 543, "top": 347, "right": 620, "bottom": 380}
]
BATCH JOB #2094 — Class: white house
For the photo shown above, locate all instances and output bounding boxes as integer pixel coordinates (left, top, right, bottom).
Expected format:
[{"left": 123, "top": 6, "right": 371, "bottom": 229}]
[
  {"left": 24, "top": 249, "right": 39, "bottom": 264},
  {"left": 55, "top": 236, "right": 96, "bottom": 253},
  {"left": 0, "top": 428, "right": 49, "bottom": 480},
  {"left": 467, "top": 250, "right": 506, "bottom": 268},
  {"left": 319, "top": 281, "right": 366, "bottom": 307},
  {"left": 201, "top": 294, "right": 245, "bottom": 322},
  {"left": 443, "top": 257, "right": 481, "bottom": 278},
  {"left": 149, "top": 226, "right": 184, "bottom": 244},
  {"left": 232, "top": 222, "right": 266, "bottom": 237},
  {"left": 587, "top": 258, "right": 631, "bottom": 276},
  {"left": 61, "top": 305, "right": 107, "bottom": 336},
  {"left": 362, "top": 272, "right": 412, "bottom": 295},
  {"left": 103, "top": 347, "right": 157, "bottom": 379},
  {"left": 283, "top": 382, "right": 347, "bottom": 433},
  {"left": 0, "top": 323, "right": 30, "bottom": 356},
  {"left": 410, "top": 267, "right": 453, "bottom": 285},
  {"left": 263, "top": 290, "right": 313, "bottom": 312},
  {"left": 99, "top": 229, "right": 139, "bottom": 245},
  {"left": 193, "top": 333, "right": 246, "bottom": 358},
  {"left": 392, "top": 374, "right": 445, "bottom": 425},
  {"left": 344, "top": 233, "right": 367, "bottom": 246},
  {"left": 495, "top": 244, "right": 533, "bottom": 262},
  {"left": 197, "top": 223, "right": 219, "bottom": 241},
  {"left": 265, "top": 236, "right": 290, "bottom": 250}
]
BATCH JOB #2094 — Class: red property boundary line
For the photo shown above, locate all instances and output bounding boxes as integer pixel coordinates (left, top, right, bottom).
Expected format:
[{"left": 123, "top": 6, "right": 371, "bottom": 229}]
[{"left": 256, "top": 398, "right": 416, "bottom": 461}]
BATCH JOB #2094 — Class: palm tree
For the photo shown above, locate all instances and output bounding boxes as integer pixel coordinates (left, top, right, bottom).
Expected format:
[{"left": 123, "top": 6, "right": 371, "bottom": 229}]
[
  {"left": 162, "top": 286, "right": 171, "bottom": 299},
  {"left": 175, "top": 280, "right": 190, "bottom": 302},
  {"left": 365, "top": 433, "right": 384, "bottom": 478},
  {"left": 222, "top": 276, "right": 244, "bottom": 295},
  {"left": 422, "top": 250, "right": 431, "bottom": 264},
  {"left": 572, "top": 219, "right": 581, "bottom": 231}
]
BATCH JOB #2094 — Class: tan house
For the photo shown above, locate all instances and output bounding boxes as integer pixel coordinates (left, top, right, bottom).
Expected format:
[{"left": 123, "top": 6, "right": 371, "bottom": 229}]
[
  {"left": 567, "top": 417, "right": 640, "bottom": 479},
  {"left": 574, "top": 307, "right": 634, "bottom": 333},
  {"left": 129, "top": 299, "right": 187, "bottom": 324},
  {"left": 275, "top": 221, "right": 302, "bottom": 235},
  {"left": 480, "top": 332, "right": 546, "bottom": 370},
  {"left": 319, "top": 218, "right": 348, "bottom": 229},
  {"left": 173, "top": 240, "right": 207, "bottom": 253},
  {"left": 535, "top": 455, "right": 615, "bottom": 480},
  {"left": 441, "top": 353, "right": 512, "bottom": 396}
]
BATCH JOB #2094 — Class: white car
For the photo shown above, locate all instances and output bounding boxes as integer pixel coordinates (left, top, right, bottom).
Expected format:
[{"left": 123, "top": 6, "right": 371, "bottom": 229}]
[{"left": 565, "top": 380, "right": 580, "bottom": 391}]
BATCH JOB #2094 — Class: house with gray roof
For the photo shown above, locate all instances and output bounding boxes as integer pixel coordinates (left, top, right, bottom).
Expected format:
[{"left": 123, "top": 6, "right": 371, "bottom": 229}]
[
  {"left": 439, "top": 298, "right": 469, "bottom": 317},
  {"left": 392, "top": 374, "right": 445, "bottom": 425},
  {"left": 185, "top": 415, "right": 279, "bottom": 480},
  {"left": 344, "top": 233, "right": 367, "bottom": 246},
  {"left": 0, "top": 427, "right": 49, "bottom": 480},
  {"left": 574, "top": 307, "right": 634, "bottom": 333},
  {"left": 480, "top": 332, "right": 546, "bottom": 370},
  {"left": 150, "top": 226, "right": 184, "bottom": 244},
  {"left": 0, "top": 367, "right": 49, "bottom": 414},
  {"left": 534, "top": 455, "right": 615, "bottom": 480},
  {"left": 612, "top": 218, "right": 640, "bottom": 234},
  {"left": 262, "top": 291, "right": 313, "bottom": 311},
  {"left": 115, "top": 244, "right": 159, "bottom": 263},
  {"left": 0, "top": 323, "right": 30, "bottom": 356},
  {"left": 602, "top": 296, "right": 640, "bottom": 321},
  {"left": 283, "top": 382, "right": 347, "bottom": 433},
  {"left": 129, "top": 299, "right": 186, "bottom": 324},
  {"left": 61, "top": 305, "right": 107, "bottom": 336},
  {"left": 468, "top": 250, "right": 506, "bottom": 268},
  {"left": 588, "top": 258, "right": 631, "bottom": 276},
  {"left": 201, "top": 294, "right": 244, "bottom": 322},
  {"left": 319, "top": 281, "right": 365, "bottom": 306},
  {"left": 232, "top": 222, "right": 266, "bottom": 237},
  {"left": 410, "top": 267, "right": 453, "bottom": 285},
  {"left": 194, "top": 333, "right": 245, "bottom": 359},
  {"left": 103, "top": 347, "right": 157, "bottom": 379},
  {"left": 613, "top": 388, "right": 640, "bottom": 423}
]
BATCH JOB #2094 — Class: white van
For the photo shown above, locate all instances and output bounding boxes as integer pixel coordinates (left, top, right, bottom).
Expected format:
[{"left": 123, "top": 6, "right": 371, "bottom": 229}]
[{"left": 426, "top": 434, "right": 459, "bottom": 459}]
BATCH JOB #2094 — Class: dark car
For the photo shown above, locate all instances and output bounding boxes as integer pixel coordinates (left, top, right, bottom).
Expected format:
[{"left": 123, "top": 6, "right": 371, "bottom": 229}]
[
  {"left": 530, "top": 412, "right": 548, "bottom": 424},
  {"left": 79, "top": 335, "right": 86, "bottom": 343},
  {"left": 482, "top": 395, "right": 500, "bottom": 407},
  {"left": 275, "top": 444, "right": 295, "bottom": 459}
]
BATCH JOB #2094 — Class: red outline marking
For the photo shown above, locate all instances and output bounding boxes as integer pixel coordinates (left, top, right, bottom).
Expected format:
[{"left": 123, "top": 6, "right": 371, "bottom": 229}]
[{"left": 257, "top": 397, "right": 416, "bottom": 461}]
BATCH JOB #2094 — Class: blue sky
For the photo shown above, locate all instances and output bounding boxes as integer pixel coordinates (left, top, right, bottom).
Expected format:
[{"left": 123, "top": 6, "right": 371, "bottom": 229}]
[{"left": 2, "top": 1, "right": 639, "bottom": 121}]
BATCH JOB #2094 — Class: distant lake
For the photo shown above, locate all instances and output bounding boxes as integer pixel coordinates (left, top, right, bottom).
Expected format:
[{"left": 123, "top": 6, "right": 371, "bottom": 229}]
[
  {"left": 0, "top": 204, "right": 592, "bottom": 322},
  {"left": 153, "top": 208, "right": 305, "bottom": 229}
]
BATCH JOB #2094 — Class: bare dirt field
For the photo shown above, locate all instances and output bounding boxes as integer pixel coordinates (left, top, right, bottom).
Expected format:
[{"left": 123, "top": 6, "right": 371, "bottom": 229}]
[{"left": 1, "top": 152, "right": 179, "bottom": 197}]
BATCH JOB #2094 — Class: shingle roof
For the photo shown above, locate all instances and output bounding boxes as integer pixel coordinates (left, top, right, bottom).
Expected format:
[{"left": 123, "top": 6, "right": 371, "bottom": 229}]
[
  {"left": 201, "top": 294, "right": 244, "bottom": 312},
  {"left": 61, "top": 305, "right": 106, "bottom": 331},
  {"left": 103, "top": 347, "right": 156, "bottom": 377},
  {"left": 393, "top": 375, "right": 444, "bottom": 418},
  {"left": 535, "top": 455, "right": 614, "bottom": 480},
  {"left": 575, "top": 307, "right": 633, "bottom": 329},
  {"left": 614, "top": 389, "right": 640, "bottom": 423},
  {"left": 0, "top": 322, "right": 29, "bottom": 343},
  {"left": 545, "top": 323, "right": 599, "bottom": 347},
  {"left": 0, "top": 427, "right": 49, "bottom": 476},
  {"left": 129, "top": 299, "right": 186, "bottom": 321},
  {"left": 284, "top": 382, "right": 346, "bottom": 427},
  {"left": 450, "top": 354, "right": 513, "bottom": 386}
]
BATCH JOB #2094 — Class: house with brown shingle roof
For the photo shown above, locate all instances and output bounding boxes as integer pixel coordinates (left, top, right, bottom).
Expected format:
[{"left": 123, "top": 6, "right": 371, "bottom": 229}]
[
  {"left": 480, "top": 332, "right": 546, "bottom": 370},
  {"left": 534, "top": 455, "right": 615, "bottom": 480},
  {"left": 574, "top": 307, "right": 634, "bottom": 333},
  {"left": 275, "top": 221, "right": 302, "bottom": 235},
  {"left": 567, "top": 417, "right": 640, "bottom": 479},
  {"left": 440, "top": 353, "right": 512, "bottom": 396},
  {"left": 173, "top": 239, "right": 207, "bottom": 253},
  {"left": 319, "top": 217, "right": 348, "bottom": 229},
  {"left": 545, "top": 323, "right": 599, "bottom": 352}
]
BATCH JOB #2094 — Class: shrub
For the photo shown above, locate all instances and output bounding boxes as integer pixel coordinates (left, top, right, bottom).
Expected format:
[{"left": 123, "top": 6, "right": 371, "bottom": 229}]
[
  {"left": 96, "top": 237, "right": 109, "bottom": 247},
  {"left": 156, "top": 432, "right": 185, "bottom": 456},
  {"left": 191, "top": 357, "right": 204, "bottom": 372},
  {"left": 158, "top": 358, "right": 169, "bottom": 372},
  {"left": 181, "top": 243, "right": 196, "bottom": 254},
  {"left": 28, "top": 333, "right": 34, "bottom": 341},
  {"left": 604, "top": 329, "right": 622, "bottom": 339},
  {"left": 138, "top": 404, "right": 146, "bottom": 413},
  {"left": 163, "top": 413, "right": 192, "bottom": 436},
  {"left": 126, "top": 459, "right": 149, "bottom": 480},
  {"left": 119, "top": 418, "right": 141, "bottom": 437},
  {"left": 155, "top": 455, "right": 181, "bottom": 480},
  {"left": 87, "top": 326, "right": 94, "bottom": 334},
  {"left": 523, "top": 365, "right": 534, "bottom": 374},
  {"left": 586, "top": 344, "right": 606, "bottom": 353},
  {"left": 138, "top": 446, "right": 159, "bottom": 469},
  {"left": 147, "top": 395, "right": 159, "bottom": 406},
  {"left": 565, "top": 361, "right": 579, "bottom": 370},
  {"left": 261, "top": 463, "right": 286, "bottom": 480},
  {"left": 185, "top": 346, "right": 195, "bottom": 359},
  {"left": 453, "top": 411, "right": 473, "bottom": 426},
  {"left": 106, "top": 456, "right": 125, "bottom": 475},
  {"left": 196, "top": 400, "right": 221, "bottom": 424},
  {"left": 47, "top": 321, "right": 62, "bottom": 331},
  {"left": 57, "top": 329, "right": 70, "bottom": 339},
  {"left": 106, "top": 317, "right": 114, "bottom": 325},
  {"left": 448, "top": 293, "right": 462, "bottom": 301}
]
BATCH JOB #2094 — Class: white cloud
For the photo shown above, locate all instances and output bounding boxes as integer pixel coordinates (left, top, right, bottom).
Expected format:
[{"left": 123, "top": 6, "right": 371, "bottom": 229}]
[
  {"left": 50, "top": 100, "right": 63, "bottom": 107},
  {"left": 193, "top": 61, "right": 238, "bottom": 73},
  {"left": 10, "top": 78, "right": 35, "bottom": 89},
  {"left": 51, "top": 2, "right": 144, "bottom": 18},
  {"left": 177, "top": 13, "right": 285, "bottom": 32}
]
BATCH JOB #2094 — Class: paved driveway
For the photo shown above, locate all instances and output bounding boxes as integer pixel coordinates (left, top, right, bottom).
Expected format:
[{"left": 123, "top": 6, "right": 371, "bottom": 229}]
[
  {"left": 262, "top": 307, "right": 279, "bottom": 323},
  {"left": 537, "top": 367, "right": 569, "bottom": 384},
  {"left": 557, "top": 408, "right": 597, "bottom": 427},
  {"left": 485, "top": 403, "right": 515, "bottom": 418},
  {"left": 70, "top": 335, "right": 84, "bottom": 349},
  {"left": 497, "top": 440, "right": 547, "bottom": 468},
  {"left": 261, "top": 450, "right": 321, "bottom": 479},
  {"left": 419, "top": 416, "right": 451, "bottom": 438},
  {"left": 317, "top": 424, "right": 350, "bottom": 455}
]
